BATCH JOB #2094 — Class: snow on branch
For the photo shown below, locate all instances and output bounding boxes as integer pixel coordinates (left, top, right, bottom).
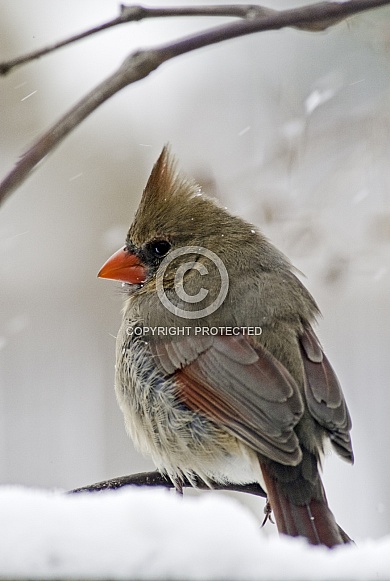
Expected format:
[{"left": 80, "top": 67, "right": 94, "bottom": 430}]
[{"left": 0, "top": 0, "right": 389, "bottom": 205}]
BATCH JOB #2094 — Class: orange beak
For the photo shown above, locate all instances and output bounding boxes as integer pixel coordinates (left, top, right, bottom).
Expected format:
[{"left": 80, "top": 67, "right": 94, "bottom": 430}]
[{"left": 98, "top": 247, "right": 147, "bottom": 284}]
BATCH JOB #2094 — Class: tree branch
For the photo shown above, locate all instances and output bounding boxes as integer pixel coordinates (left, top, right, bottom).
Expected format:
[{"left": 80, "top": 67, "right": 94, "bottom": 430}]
[
  {"left": 0, "top": 4, "right": 277, "bottom": 76},
  {"left": 0, "top": 0, "right": 389, "bottom": 205},
  {"left": 69, "top": 470, "right": 267, "bottom": 497}
]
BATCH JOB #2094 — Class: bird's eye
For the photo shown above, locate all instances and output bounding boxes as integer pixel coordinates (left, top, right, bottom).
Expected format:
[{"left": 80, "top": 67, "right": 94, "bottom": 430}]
[{"left": 149, "top": 240, "right": 171, "bottom": 258}]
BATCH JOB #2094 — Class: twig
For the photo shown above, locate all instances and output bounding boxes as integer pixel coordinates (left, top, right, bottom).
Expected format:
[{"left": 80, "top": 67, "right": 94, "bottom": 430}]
[
  {"left": 0, "top": 0, "right": 389, "bottom": 205},
  {"left": 0, "top": 1, "right": 345, "bottom": 77},
  {"left": 0, "top": 4, "right": 276, "bottom": 76},
  {"left": 69, "top": 470, "right": 267, "bottom": 497}
]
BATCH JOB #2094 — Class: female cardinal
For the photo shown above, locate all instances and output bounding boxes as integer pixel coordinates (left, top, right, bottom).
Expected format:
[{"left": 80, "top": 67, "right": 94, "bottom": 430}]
[{"left": 98, "top": 146, "right": 353, "bottom": 548}]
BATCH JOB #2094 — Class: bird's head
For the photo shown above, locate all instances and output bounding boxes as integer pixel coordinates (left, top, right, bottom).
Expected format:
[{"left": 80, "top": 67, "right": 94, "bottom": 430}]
[
  {"left": 98, "top": 146, "right": 292, "bottom": 326},
  {"left": 100, "top": 147, "right": 261, "bottom": 276}
]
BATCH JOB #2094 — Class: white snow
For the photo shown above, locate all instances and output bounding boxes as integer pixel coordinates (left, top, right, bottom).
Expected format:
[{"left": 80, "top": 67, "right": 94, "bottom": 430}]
[
  {"left": 0, "top": 486, "right": 388, "bottom": 580},
  {"left": 305, "top": 89, "right": 336, "bottom": 115}
]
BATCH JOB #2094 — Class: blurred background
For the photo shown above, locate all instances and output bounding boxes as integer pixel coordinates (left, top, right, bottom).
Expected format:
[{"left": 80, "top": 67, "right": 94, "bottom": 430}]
[{"left": 1, "top": 0, "right": 389, "bottom": 542}]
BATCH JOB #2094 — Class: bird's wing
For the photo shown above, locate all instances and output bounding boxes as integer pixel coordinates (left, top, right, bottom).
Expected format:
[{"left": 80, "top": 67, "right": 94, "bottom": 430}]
[
  {"left": 150, "top": 334, "right": 304, "bottom": 466},
  {"left": 299, "top": 326, "right": 354, "bottom": 463}
]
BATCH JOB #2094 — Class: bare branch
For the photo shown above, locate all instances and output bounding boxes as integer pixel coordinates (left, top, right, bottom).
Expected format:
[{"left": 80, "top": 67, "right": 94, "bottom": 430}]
[
  {"left": 0, "top": 0, "right": 389, "bottom": 205},
  {"left": 0, "top": 5, "right": 276, "bottom": 76},
  {"left": 69, "top": 470, "right": 267, "bottom": 497},
  {"left": 1, "top": 0, "right": 385, "bottom": 76},
  {"left": 0, "top": 16, "right": 123, "bottom": 76}
]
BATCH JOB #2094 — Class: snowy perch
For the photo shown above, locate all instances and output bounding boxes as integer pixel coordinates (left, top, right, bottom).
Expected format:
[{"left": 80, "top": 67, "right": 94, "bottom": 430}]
[{"left": 0, "top": 486, "right": 388, "bottom": 580}]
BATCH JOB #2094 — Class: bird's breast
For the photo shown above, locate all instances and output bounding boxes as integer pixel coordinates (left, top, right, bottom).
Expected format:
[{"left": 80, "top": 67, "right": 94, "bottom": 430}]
[{"left": 114, "top": 317, "right": 262, "bottom": 485}]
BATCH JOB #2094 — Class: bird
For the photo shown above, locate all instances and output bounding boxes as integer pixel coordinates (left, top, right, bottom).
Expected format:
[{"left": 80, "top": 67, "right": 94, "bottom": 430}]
[{"left": 98, "top": 146, "right": 353, "bottom": 548}]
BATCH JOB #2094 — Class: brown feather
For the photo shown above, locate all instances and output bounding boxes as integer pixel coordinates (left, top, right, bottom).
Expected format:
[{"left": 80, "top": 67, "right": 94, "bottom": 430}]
[
  {"left": 158, "top": 335, "right": 306, "bottom": 465},
  {"left": 300, "top": 327, "right": 354, "bottom": 463},
  {"left": 261, "top": 462, "right": 347, "bottom": 547}
]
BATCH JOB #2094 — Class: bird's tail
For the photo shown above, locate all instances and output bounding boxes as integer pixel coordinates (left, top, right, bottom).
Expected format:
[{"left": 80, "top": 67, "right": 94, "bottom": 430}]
[{"left": 260, "top": 460, "right": 352, "bottom": 548}]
